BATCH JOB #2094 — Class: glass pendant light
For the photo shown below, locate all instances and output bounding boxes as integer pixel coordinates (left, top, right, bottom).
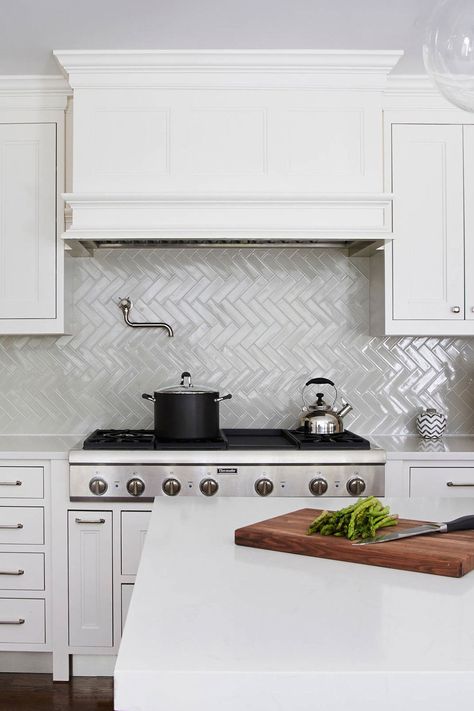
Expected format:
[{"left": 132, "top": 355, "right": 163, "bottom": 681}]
[{"left": 423, "top": 0, "right": 474, "bottom": 112}]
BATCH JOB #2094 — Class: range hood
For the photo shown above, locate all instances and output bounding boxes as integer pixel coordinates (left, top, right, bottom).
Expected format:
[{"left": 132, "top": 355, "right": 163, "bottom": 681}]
[{"left": 54, "top": 50, "right": 402, "bottom": 250}]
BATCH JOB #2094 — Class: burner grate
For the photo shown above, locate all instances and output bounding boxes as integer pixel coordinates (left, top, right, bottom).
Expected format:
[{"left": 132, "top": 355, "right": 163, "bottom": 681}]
[
  {"left": 82, "top": 428, "right": 372, "bottom": 451},
  {"left": 83, "top": 429, "right": 155, "bottom": 450},
  {"left": 289, "top": 429, "right": 371, "bottom": 450}
]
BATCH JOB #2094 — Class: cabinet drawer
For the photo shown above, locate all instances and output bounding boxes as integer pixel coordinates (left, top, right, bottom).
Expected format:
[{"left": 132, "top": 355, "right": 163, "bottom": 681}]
[
  {"left": 121, "top": 511, "right": 151, "bottom": 575},
  {"left": 0, "top": 553, "right": 44, "bottom": 590},
  {"left": 410, "top": 467, "right": 474, "bottom": 497},
  {"left": 0, "top": 598, "right": 45, "bottom": 644},
  {"left": 0, "top": 507, "right": 44, "bottom": 544},
  {"left": 0, "top": 467, "right": 43, "bottom": 498}
]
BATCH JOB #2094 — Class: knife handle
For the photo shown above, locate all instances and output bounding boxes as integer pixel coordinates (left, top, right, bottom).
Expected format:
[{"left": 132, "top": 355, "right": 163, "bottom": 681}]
[{"left": 444, "top": 515, "right": 474, "bottom": 533}]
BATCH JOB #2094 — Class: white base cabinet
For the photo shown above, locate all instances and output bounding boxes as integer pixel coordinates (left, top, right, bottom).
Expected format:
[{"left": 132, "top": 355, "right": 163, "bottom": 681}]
[
  {"left": 0, "top": 461, "right": 51, "bottom": 655},
  {"left": 57, "top": 505, "right": 151, "bottom": 678},
  {"left": 68, "top": 511, "right": 113, "bottom": 647}
]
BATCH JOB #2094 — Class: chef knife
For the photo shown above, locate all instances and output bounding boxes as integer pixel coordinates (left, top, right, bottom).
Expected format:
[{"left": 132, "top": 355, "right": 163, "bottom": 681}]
[{"left": 353, "top": 515, "right": 474, "bottom": 545}]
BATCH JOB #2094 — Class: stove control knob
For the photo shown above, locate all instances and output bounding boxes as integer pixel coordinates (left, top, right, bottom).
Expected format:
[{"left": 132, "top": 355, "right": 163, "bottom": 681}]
[
  {"left": 127, "top": 477, "right": 145, "bottom": 497},
  {"left": 309, "top": 477, "right": 328, "bottom": 496},
  {"left": 255, "top": 478, "right": 274, "bottom": 497},
  {"left": 200, "top": 478, "right": 219, "bottom": 497},
  {"left": 347, "top": 477, "right": 366, "bottom": 496},
  {"left": 162, "top": 478, "right": 181, "bottom": 496},
  {"left": 89, "top": 477, "right": 108, "bottom": 496}
]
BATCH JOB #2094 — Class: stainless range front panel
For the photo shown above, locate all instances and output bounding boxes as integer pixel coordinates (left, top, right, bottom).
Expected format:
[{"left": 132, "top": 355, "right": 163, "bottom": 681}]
[{"left": 70, "top": 462, "right": 385, "bottom": 501}]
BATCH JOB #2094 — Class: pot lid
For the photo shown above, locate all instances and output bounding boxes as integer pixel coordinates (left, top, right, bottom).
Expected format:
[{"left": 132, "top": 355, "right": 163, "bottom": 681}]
[{"left": 158, "top": 371, "right": 217, "bottom": 395}]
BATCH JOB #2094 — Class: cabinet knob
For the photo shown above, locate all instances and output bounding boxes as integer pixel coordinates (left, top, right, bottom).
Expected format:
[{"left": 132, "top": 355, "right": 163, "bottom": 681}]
[{"left": 451, "top": 306, "right": 461, "bottom": 314}]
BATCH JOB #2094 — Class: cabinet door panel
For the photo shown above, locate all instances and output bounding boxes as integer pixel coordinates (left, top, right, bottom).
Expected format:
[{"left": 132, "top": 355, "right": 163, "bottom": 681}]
[
  {"left": 68, "top": 511, "right": 113, "bottom": 647},
  {"left": 0, "top": 123, "right": 56, "bottom": 319},
  {"left": 121, "top": 511, "right": 151, "bottom": 575},
  {"left": 121, "top": 583, "right": 134, "bottom": 633},
  {"left": 464, "top": 125, "right": 474, "bottom": 320},
  {"left": 391, "top": 124, "right": 464, "bottom": 320}
]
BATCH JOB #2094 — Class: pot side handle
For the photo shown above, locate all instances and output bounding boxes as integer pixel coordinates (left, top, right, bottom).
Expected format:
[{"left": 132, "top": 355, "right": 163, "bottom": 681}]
[
  {"left": 214, "top": 394, "right": 232, "bottom": 403},
  {"left": 142, "top": 393, "right": 156, "bottom": 403}
]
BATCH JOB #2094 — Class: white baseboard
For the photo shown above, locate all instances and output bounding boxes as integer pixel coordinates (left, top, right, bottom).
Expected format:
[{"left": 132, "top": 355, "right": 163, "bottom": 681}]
[{"left": 0, "top": 652, "right": 52, "bottom": 673}]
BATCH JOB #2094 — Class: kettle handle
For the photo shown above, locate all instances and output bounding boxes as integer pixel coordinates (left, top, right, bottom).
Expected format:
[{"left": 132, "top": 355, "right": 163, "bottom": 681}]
[
  {"left": 302, "top": 378, "right": 337, "bottom": 409},
  {"left": 305, "top": 377, "right": 335, "bottom": 387}
]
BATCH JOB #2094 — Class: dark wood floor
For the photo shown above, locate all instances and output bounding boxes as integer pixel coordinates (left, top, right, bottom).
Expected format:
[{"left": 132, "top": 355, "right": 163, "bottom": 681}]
[{"left": 0, "top": 674, "right": 113, "bottom": 711}]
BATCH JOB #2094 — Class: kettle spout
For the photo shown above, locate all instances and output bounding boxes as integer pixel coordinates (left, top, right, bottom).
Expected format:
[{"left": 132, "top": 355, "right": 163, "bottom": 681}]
[{"left": 337, "top": 401, "right": 353, "bottom": 419}]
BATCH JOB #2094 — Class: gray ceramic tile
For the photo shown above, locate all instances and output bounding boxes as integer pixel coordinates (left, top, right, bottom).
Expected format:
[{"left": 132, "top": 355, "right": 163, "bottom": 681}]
[{"left": 0, "top": 247, "right": 472, "bottom": 436}]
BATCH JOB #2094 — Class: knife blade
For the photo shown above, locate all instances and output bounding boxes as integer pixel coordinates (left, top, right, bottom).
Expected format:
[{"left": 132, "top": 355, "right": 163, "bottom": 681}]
[{"left": 353, "top": 514, "right": 474, "bottom": 545}]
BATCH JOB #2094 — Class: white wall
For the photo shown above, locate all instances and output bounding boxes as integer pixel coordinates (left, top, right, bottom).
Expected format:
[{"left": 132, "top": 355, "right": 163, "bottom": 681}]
[{"left": 1, "top": 0, "right": 433, "bottom": 74}]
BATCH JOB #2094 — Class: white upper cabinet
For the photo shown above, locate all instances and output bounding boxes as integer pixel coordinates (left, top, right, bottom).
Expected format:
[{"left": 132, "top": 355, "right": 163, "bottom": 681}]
[
  {"left": 54, "top": 50, "right": 402, "bottom": 243},
  {"left": 0, "top": 124, "right": 57, "bottom": 320},
  {"left": 0, "top": 78, "right": 69, "bottom": 334},
  {"left": 371, "top": 114, "right": 474, "bottom": 336},
  {"left": 391, "top": 123, "right": 465, "bottom": 321},
  {"left": 464, "top": 125, "right": 474, "bottom": 321}
]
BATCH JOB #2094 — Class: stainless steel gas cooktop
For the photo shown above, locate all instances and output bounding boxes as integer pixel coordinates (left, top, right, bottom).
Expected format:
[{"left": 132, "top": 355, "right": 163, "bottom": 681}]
[{"left": 69, "top": 428, "right": 386, "bottom": 501}]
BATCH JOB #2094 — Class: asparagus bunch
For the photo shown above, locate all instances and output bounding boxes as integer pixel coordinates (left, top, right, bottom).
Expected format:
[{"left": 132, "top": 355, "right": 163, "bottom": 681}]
[{"left": 306, "top": 497, "right": 398, "bottom": 541}]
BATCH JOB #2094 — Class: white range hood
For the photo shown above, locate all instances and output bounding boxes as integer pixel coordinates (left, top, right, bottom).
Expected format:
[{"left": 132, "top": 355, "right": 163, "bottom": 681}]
[{"left": 54, "top": 50, "right": 402, "bottom": 249}]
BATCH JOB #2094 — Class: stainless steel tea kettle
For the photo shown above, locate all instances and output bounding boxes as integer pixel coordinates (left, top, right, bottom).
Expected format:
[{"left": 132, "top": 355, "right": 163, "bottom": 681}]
[{"left": 299, "top": 377, "right": 353, "bottom": 435}]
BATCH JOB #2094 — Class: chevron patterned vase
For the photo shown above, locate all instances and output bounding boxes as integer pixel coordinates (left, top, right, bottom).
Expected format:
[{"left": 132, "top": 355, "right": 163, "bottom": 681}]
[{"left": 416, "top": 408, "right": 447, "bottom": 439}]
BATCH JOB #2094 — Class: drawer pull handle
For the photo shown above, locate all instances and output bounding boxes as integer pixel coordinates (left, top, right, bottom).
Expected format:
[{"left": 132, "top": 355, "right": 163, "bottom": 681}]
[
  {"left": 75, "top": 518, "right": 106, "bottom": 524},
  {"left": 0, "top": 569, "right": 24, "bottom": 576},
  {"left": 0, "top": 523, "right": 23, "bottom": 529},
  {"left": 0, "top": 618, "right": 25, "bottom": 625},
  {"left": 0, "top": 481, "right": 22, "bottom": 486},
  {"left": 446, "top": 481, "right": 474, "bottom": 487}
]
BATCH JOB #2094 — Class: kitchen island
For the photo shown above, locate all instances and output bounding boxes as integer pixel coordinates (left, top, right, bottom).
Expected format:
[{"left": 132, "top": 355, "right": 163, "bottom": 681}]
[{"left": 115, "top": 497, "right": 474, "bottom": 711}]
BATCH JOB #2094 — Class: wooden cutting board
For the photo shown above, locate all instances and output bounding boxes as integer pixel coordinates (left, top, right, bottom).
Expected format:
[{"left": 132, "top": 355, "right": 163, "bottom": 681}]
[{"left": 234, "top": 508, "right": 474, "bottom": 577}]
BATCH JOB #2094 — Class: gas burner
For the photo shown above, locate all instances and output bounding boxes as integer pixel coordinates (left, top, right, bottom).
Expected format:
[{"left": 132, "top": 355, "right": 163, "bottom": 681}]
[
  {"left": 82, "top": 429, "right": 229, "bottom": 451},
  {"left": 289, "top": 429, "right": 371, "bottom": 450},
  {"left": 83, "top": 429, "right": 155, "bottom": 450}
]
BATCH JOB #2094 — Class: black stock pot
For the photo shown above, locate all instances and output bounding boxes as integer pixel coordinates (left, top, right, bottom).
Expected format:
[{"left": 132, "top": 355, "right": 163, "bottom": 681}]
[{"left": 142, "top": 372, "right": 232, "bottom": 440}]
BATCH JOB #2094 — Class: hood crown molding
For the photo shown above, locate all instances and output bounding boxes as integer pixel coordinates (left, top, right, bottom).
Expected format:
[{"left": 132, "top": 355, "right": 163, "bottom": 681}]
[{"left": 54, "top": 49, "right": 403, "bottom": 89}]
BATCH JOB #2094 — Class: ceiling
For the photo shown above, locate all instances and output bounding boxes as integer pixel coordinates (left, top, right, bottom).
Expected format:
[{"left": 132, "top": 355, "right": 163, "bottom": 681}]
[{"left": 2, "top": 0, "right": 437, "bottom": 75}]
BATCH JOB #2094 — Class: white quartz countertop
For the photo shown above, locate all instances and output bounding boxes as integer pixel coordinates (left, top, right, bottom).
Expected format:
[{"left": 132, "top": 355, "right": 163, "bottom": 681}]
[
  {"left": 0, "top": 434, "right": 83, "bottom": 459},
  {"left": 114, "top": 496, "right": 474, "bottom": 711},
  {"left": 371, "top": 434, "right": 474, "bottom": 459}
]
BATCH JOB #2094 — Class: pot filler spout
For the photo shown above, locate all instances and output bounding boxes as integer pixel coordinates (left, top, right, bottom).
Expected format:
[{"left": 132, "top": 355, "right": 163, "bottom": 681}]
[{"left": 118, "top": 297, "right": 173, "bottom": 337}]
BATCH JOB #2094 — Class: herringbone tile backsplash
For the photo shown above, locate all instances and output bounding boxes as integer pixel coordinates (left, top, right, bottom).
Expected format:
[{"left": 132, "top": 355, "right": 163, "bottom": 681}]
[{"left": 0, "top": 248, "right": 473, "bottom": 435}]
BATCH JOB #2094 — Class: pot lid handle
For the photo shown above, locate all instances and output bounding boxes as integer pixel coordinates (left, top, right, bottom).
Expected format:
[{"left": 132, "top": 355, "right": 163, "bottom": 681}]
[{"left": 180, "top": 372, "right": 192, "bottom": 388}]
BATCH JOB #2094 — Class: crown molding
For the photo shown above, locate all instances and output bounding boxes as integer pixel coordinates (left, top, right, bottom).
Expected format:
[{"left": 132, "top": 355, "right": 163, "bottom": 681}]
[
  {"left": 383, "top": 74, "right": 474, "bottom": 113},
  {"left": 53, "top": 49, "right": 404, "bottom": 90},
  {"left": 0, "top": 75, "right": 71, "bottom": 110}
]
